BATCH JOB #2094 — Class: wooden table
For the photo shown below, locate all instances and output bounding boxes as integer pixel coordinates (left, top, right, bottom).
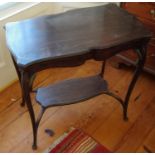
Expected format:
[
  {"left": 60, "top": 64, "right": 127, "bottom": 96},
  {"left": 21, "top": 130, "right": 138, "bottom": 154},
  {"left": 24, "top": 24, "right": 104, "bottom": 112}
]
[{"left": 5, "top": 4, "right": 151, "bottom": 149}]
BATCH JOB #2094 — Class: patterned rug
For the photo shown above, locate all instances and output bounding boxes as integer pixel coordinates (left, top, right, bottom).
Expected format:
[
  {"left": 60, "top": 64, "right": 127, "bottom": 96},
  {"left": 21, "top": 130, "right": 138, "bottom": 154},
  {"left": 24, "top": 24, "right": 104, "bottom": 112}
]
[{"left": 45, "top": 128, "right": 110, "bottom": 153}]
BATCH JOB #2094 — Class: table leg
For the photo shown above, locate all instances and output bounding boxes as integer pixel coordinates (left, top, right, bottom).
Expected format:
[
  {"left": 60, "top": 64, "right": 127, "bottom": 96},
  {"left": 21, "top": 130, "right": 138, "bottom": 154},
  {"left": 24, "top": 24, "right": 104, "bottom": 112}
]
[
  {"left": 11, "top": 55, "right": 36, "bottom": 106},
  {"left": 29, "top": 73, "right": 37, "bottom": 92},
  {"left": 123, "top": 46, "right": 147, "bottom": 120},
  {"left": 100, "top": 61, "right": 106, "bottom": 78},
  {"left": 21, "top": 71, "right": 38, "bottom": 149},
  {"left": 11, "top": 56, "right": 25, "bottom": 107}
]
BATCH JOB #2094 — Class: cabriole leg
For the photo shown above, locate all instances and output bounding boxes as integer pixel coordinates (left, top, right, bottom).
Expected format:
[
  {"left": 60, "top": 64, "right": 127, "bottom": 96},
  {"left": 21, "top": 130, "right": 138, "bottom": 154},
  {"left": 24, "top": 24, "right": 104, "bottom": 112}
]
[
  {"left": 123, "top": 46, "right": 147, "bottom": 120},
  {"left": 100, "top": 61, "right": 106, "bottom": 78},
  {"left": 11, "top": 55, "right": 25, "bottom": 106},
  {"left": 30, "top": 106, "right": 46, "bottom": 149},
  {"left": 21, "top": 71, "right": 38, "bottom": 149},
  {"left": 11, "top": 54, "right": 36, "bottom": 107},
  {"left": 20, "top": 72, "right": 36, "bottom": 107}
]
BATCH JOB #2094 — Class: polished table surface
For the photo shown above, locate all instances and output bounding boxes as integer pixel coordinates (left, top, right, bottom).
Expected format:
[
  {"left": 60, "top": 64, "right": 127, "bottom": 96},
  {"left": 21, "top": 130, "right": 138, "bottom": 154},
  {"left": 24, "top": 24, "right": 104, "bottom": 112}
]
[
  {"left": 5, "top": 3, "right": 152, "bottom": 150},
  {"left": 5, "top": 4, "right": 151, "bottom": 69}
]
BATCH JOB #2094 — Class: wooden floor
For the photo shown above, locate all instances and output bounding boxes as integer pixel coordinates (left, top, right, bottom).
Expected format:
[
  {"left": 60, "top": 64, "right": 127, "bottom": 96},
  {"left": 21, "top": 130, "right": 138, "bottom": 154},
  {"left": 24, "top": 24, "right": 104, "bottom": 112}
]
[{"left": 0, "top": 58, "right": 155, "bottom": 153}]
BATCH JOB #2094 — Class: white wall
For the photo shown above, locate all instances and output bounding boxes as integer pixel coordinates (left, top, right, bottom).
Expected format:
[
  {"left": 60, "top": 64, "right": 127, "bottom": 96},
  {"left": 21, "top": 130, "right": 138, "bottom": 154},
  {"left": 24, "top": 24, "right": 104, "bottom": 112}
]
[{"left": 59, "top": 2, "right": 120, "bottom": 11}]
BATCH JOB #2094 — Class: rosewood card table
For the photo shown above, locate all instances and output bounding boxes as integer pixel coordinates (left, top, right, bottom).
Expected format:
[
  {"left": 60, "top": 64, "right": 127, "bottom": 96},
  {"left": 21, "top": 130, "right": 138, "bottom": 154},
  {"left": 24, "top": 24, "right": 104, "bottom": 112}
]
[{"left": 5, "top": 4, "right": 151, "bottom": 149}]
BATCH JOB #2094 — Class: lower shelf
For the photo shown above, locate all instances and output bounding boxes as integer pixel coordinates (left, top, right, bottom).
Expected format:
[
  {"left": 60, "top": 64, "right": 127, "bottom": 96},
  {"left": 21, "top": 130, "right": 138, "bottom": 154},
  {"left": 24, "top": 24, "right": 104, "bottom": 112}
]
[{"left": 36, "top": 75, "right": 108, "bottom": 108}]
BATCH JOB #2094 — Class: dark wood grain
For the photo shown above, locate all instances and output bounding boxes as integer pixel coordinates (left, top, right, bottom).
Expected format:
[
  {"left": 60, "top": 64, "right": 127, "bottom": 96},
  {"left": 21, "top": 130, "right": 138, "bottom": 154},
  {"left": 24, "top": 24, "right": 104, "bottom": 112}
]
[
  {"left": 5, "top": 3, "right": 152, "bottom": 149},
  {"left": 5, "top": 3, "right": 151, "bottom": 71},
  {"left": 36, "top": 75, "right": 108, "bottom": 108}
]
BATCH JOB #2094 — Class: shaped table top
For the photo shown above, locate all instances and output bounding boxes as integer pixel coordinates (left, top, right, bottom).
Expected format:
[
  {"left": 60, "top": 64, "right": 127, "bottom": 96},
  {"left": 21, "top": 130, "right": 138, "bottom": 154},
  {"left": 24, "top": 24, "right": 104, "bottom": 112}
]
[{"left": 5, "top": 4, "right": 151, "bottom": 68}]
